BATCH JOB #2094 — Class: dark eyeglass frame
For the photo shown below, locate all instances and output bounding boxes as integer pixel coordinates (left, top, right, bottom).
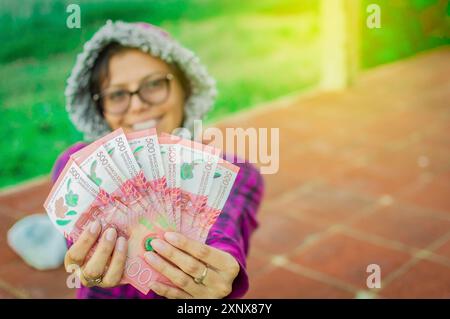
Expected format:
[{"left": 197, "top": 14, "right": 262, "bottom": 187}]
[{"left": 92, "top": 73, "right": 174, "bottom": 115}]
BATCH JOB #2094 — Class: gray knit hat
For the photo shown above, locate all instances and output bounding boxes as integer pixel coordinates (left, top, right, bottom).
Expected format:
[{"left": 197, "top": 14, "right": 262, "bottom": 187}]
[{"left": 65, "top": 20, "right": 217, "bottom": 141}]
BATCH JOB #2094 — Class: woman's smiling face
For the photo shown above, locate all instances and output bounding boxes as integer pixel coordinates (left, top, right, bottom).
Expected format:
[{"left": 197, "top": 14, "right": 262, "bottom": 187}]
[{"left": 100, "top": 48, "right": 186, "bottom": 134}]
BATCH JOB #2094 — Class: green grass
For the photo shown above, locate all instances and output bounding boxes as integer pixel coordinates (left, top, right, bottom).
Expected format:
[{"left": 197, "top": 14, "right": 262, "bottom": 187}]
[
  {"left": 361, "top": 0, "right": 449, "bottom": 68},
  {"left": 0, "top": 0, "right": 448, "bottom": 188}
]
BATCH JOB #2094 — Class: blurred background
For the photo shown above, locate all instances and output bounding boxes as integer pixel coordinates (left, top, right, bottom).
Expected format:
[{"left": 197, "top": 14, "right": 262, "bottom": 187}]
[{"left": 0, "top": 0, "right": 449, "bottom": 298}]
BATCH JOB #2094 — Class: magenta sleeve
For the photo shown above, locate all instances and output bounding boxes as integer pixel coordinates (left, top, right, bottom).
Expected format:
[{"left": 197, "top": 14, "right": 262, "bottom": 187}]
[{"left": 206, "top": 160, "right": 264, "bottom": 298}]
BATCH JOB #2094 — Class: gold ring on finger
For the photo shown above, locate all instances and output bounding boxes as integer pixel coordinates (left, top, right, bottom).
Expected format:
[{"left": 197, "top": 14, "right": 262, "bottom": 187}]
[{"left": 193, "top": 264, "right": 209, "bottom": 285}]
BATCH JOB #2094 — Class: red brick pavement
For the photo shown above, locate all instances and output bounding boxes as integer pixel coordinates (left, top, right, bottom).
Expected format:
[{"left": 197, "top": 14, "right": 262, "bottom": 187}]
[{"left": 0, "top": 47, "right": 449, "bottom": 298}]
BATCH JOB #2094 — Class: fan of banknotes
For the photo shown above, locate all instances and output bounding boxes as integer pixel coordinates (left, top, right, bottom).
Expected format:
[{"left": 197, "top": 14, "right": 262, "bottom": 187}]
[{"left": 43, "top": 127, "right": 239, "bottom": 294}]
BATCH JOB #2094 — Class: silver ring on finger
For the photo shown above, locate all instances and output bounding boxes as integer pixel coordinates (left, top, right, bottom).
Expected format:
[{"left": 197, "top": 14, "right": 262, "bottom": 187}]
[{"left": 81, "top": 268, "right": 103, "bottom": 286}]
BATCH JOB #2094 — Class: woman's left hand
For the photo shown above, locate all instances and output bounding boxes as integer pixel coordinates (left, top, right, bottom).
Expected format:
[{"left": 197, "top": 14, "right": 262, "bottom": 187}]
[{"left": 144, "top": 232, "right": 240, "bottom": 299}]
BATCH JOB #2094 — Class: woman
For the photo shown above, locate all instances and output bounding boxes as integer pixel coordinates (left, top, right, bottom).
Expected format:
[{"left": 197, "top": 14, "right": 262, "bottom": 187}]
[{"left": 52, "top": 20, "right": 264, "bottom": 299}]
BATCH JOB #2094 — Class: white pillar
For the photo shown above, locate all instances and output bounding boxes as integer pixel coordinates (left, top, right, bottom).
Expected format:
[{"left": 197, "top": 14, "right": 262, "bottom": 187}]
[{"left": 320, "top": 0, "right": 361, "bottom": 90}]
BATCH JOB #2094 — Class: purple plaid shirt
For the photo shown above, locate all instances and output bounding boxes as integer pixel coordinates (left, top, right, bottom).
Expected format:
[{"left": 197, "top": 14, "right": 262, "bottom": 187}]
[{"left": 51, "top": 142, "right": 264, "bottom": 299}]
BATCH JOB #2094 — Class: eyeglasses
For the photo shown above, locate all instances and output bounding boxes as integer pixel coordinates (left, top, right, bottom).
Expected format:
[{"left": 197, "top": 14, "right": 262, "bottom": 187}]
[{"left": 93, "top": 73, "right": 174, "bottom": 115}]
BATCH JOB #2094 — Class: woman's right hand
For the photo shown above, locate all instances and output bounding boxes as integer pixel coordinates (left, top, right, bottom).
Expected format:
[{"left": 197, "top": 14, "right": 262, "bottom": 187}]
[{"left": 64, "top": 220, "right": 128, "bottom": 288}]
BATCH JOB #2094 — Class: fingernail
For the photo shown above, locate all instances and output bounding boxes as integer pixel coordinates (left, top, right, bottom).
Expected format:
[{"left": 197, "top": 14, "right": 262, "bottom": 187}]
[
  {"left": 145, "top": 252, "right": 158, "bottom": 264},
  {"left": 164, "top": 232, "right": 180, "bottom": 243},
  {"left": 116, "top": 237, "right": 127, "bottom": 252},
  {"left": 151, "top": 239, "right": 166, "bottom": 252},
  {"left": 149, "top": 282, "right": 158, "bottom": 290},
  {"left": 105, "top": 228, "right": 117, "bottom": 242},
  {"left": 89, "top": 220, "right": 100, "bottom": 234}
]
